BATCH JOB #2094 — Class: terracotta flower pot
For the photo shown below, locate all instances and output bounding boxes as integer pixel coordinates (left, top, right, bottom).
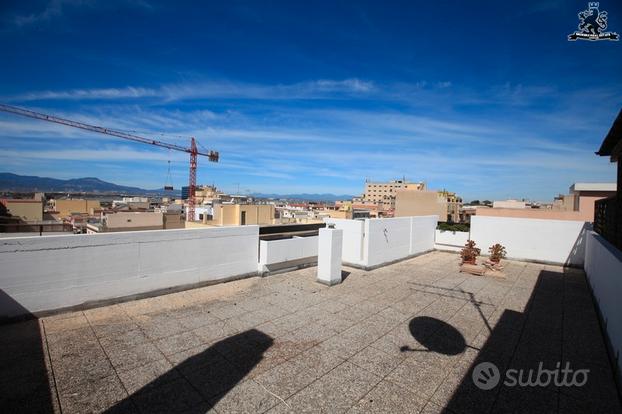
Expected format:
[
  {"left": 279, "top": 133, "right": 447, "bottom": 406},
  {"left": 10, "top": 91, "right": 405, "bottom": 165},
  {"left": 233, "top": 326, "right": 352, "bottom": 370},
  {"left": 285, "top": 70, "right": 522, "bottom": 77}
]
[{"left": 463, "top": 258, "right": 476, "bottom": 265}]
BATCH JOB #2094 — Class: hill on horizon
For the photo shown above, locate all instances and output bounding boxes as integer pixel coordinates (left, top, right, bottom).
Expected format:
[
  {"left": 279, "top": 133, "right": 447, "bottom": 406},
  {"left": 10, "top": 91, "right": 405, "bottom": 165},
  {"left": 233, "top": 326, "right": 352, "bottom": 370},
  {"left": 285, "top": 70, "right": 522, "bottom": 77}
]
[
  {"left": 0, "top": 172, "right": 174, "bottom": 195},
  {"left": 0, "top": 173, "right": 355, "bottom": 201}
]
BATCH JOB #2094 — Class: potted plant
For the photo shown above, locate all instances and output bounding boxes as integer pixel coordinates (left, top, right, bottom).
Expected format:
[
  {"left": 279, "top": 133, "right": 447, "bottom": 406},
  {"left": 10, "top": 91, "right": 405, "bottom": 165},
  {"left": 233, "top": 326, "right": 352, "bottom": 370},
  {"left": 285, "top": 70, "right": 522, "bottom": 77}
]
[
  {"left": 460, "top": 240, "right": 481, "bottom": 265},
  {"left": 488, "top": 243, "right": 507, "bottom": 263}
]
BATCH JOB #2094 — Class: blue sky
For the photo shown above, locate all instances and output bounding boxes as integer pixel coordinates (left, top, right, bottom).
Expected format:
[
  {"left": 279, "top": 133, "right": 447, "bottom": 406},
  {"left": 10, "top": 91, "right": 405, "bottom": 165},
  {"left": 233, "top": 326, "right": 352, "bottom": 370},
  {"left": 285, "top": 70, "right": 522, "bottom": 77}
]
[{"left": 0, "top": 0, "right": 620, "bottom": 201}]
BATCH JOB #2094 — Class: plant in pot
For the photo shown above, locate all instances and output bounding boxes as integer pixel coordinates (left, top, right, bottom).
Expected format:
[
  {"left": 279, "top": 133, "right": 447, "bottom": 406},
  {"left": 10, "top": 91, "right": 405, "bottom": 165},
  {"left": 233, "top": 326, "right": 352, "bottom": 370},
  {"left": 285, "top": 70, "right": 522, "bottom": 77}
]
[
  {"left": 460, "top": 240, "right": 481, "bottom": 265},
  {"left": 488, "top": 243, "right": 507, "bottom": 263}
]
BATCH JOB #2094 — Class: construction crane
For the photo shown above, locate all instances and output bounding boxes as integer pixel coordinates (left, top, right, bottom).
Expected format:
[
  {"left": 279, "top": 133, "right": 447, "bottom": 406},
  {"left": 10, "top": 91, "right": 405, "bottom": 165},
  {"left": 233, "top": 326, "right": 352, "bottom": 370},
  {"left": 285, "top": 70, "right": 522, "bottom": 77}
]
[{"left": 0, "top": 103, "right": 219, "bottom": 221}]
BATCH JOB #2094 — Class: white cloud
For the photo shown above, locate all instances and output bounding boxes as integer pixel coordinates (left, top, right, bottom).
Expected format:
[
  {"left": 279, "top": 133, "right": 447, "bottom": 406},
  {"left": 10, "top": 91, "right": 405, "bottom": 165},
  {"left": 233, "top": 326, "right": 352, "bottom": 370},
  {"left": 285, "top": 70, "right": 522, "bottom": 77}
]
[
  {"left": 13, "top": 86, "right": 159, "bottom": 101},
  {"left": 6, "top": 78, "right": 376, "bottom": 103},
  {"left": 1, "top": 82, "right": 618, "bottom": 199}
]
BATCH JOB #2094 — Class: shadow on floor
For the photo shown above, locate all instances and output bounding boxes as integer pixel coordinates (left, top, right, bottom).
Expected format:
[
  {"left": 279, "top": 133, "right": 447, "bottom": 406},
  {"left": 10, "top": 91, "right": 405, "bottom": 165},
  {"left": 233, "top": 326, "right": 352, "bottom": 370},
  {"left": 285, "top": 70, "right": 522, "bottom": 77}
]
[
  {"left": 0, "top": 290, "right": 56, "bottom": 413},
  {"left": 441, "top": 269, "right": 622, "bottom": 414},
  {"left": 104, "top": 329, "right": 273, "bottom": 413},
  {"left": 401, "top": 316, "right": 467, "bottom": 356}
]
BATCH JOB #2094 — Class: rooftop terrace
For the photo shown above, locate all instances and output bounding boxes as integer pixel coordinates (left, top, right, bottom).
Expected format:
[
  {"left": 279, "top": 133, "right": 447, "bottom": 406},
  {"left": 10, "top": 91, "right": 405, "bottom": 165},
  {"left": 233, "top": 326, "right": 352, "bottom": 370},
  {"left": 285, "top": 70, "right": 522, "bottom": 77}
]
[{"left": 2, "top": 251, "right": 620, "bottom": 413}]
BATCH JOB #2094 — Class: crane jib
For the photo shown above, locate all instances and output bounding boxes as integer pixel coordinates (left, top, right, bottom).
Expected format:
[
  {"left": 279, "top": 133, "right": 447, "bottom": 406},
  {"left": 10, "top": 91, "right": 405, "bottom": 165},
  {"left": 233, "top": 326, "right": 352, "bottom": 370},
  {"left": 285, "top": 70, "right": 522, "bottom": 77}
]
[
  {"left": 0, "top": 103, "right": 218, "bottom": 162},
  {"left": 0, "top": 102, "right": 220, "bottom": 222}
]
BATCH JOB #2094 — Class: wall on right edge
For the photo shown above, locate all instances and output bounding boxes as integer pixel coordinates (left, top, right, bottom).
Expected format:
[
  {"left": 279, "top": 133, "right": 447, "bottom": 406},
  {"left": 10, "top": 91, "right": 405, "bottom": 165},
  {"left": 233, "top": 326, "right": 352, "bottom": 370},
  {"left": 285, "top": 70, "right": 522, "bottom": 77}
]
[{"left": 584, "top": 231, "right": 622, "bottom": 379}]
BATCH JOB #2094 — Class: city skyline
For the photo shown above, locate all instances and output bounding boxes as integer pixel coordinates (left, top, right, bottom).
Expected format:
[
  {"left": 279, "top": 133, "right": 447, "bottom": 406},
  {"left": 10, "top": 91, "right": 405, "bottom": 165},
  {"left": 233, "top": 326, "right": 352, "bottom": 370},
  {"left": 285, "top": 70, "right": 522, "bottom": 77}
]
[{"left": 1, "top": 1, "right": 620, "bottom": 201}]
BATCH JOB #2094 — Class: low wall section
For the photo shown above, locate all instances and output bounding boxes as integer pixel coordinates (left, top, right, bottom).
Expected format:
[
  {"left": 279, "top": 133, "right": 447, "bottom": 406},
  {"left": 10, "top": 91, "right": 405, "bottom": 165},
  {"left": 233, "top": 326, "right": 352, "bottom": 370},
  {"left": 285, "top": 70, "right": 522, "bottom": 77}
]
[
  {"left": 470, "top": 216, "right": 588, "bottom": 266},
  {"left": 258, "top": 236, "right": 318, "bottom": 273},
  {"left": 324, "top": 218, "right": 366, "bottom": 265},
  {"left": 434, "top": 230, "right": 470, "bottom": 252},
  {"left": 0, "top": 226, "right": 259, "bottom": 319}
]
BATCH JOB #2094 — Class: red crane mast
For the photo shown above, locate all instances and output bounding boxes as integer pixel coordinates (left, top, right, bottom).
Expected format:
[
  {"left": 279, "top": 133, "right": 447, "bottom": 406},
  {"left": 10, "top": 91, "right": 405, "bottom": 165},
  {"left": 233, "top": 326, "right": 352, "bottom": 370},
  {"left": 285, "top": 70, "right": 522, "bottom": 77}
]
[{"left": 0, "top": 103, "right": 219, "bottom": 221}]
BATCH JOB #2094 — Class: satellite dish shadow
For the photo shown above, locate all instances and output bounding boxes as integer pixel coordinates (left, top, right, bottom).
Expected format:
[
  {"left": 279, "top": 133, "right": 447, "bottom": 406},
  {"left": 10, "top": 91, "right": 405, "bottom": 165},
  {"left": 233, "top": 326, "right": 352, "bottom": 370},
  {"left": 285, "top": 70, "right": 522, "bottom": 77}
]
[{"left": 401, "top": 316, "right": 466, "bottom": 356}]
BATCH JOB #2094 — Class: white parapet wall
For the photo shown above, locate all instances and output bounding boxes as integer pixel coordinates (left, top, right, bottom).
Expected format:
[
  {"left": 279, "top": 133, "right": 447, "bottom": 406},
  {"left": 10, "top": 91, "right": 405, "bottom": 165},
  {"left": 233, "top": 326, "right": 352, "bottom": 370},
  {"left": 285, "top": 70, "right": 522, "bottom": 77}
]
[
  {"left": 435, "top": 230, "right": 470, "bottom": 252},
  {"left": 258, "top": 235, "right": 318, "bottom": 273},
  {"left": 584, "top": 231, "right": 622, "bottom": 377},
  {"left": 0, "top": 226, "right": 259, "bottom": 319},
  {"left": 365, "top": 216, "right": 437, "bottom": 267},
  {"left": 410, "top": 216, "right": 438, "bottom": 256},
  {"left": 324, "top": 218, "right": 366, "bottom": 266},
  {"left": 325, "top": 216, "right": 437, "bottom": 269},
  {"left": 470, "top": 216, "right": 588, "bottom": 266}
]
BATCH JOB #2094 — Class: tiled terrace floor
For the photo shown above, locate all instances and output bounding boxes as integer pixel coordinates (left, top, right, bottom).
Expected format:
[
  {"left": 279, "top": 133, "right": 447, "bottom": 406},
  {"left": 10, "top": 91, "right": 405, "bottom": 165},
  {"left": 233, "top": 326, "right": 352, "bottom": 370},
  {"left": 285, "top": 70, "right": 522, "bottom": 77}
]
[{"left": 1, "top": 251, "right": 621, "bottom": 413}]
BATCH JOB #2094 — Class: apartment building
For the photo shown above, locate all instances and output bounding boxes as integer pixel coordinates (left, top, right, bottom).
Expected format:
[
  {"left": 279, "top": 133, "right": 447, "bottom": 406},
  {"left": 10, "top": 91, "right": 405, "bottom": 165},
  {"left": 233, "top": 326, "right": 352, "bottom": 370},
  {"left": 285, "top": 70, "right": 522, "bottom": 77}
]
[
  {"left": 395, "top": 189, "right": 462, "bottom": 222},
  {"left": 439, "top": 190, "right": 462, "bottom": 222},
  {"left": 469, "top": 183, "right": 616, "bottom": 222},
  {"left": 193, "top": 203, "right": 275, "bottom": 226},
  {"left": 52, "top": 199, "right": 101, "bottom": 217},
  {"left": 362, "top": 179, "right": 426, "bottom": 210},
  {"left": 0, "top": 199, "right": 44, "bottom": 222},
  {"left": 181, "top": 185, "right": 222, "bottom": 204},
  {"left": 86, "top": 211, "right": 164, "bottom": 233}
]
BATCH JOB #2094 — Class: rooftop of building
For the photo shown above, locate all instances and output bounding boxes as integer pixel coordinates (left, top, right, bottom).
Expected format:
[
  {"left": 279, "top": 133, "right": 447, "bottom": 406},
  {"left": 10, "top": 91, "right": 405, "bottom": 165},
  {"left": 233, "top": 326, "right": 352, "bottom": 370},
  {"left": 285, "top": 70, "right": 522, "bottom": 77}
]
[
  {"left": 365, "top": 179, "right": 425, "bottom": 185},
  {"left": 1, "top": 198, "right": 43, "bottom": 203},
  {"left": 569, "top": 182, "right": 617, "bottom": 193},
  {"left": 2, "top": 251, "right": 619, "bottom": 413}
]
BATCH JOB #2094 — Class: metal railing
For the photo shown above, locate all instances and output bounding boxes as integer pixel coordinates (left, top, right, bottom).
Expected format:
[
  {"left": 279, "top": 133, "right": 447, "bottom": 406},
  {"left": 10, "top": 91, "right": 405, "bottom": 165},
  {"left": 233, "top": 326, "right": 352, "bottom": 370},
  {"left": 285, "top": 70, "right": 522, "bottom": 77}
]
[
  {"left": 0, "top": 222, "right": 73, "bottom": 235},
  {"left": 594, "top": 196, "right": 622, "bottom": 251}
]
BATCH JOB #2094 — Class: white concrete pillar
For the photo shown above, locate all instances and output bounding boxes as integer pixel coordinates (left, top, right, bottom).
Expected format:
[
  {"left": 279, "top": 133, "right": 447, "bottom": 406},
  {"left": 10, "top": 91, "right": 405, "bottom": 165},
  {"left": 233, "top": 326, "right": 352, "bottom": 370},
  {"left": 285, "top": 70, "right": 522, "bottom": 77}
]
[{"left": 317, "top": 227, "right": 343, "bottom": 286}]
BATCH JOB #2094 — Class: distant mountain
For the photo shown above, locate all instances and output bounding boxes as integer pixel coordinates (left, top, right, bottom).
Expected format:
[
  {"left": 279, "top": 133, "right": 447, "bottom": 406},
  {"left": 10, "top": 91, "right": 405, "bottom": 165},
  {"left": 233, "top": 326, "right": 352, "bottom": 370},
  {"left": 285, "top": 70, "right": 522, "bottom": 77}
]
[
  {"left": 0, "top": 173, "right": 354, "bottom": 201},
  {"left": 251, "top": 193, "right": 354, "bottom": 202},
  {"left": 0, "top": 172, "right": 177, "bottom": 195}
]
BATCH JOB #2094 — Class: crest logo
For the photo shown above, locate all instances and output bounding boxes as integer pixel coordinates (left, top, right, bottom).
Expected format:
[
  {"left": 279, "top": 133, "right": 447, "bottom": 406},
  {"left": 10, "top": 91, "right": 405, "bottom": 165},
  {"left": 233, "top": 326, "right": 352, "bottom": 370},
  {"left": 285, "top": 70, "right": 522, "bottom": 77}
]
[{"left": 568, "top": 2, "right": 618, "bottom": 41}]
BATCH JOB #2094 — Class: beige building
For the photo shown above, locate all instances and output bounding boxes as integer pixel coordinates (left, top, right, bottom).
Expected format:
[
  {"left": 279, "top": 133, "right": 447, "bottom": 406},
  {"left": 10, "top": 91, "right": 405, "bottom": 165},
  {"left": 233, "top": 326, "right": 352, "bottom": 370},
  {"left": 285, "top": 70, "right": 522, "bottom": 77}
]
[
  {"left": 492, "top": 199, "right": 528, "bottom": 209},
  {"left": 52, "top": 199, "right": 101, "bottom": 217},
  {"left": 395, "top": 189, "right": 462, "bottom": 222},
  {"left": 568, "top": 183, "right": 616, "bottom": 220},
  {"left": 552, "top": 194, "right": 576, "bottom": 211},
  {"left": 474, "top": 208, "right": 587, "bottom": 221},
  {"left": 395, "top": 191, "right": 447, "bottom": 220},
  {"left": 363, "top": 179, "right": 426, "bottom": 210},
  {"left": 438, "top": 190, "right": 462, "bottom": 222},
  {"left": 195, "top": 185, "right": 221, "bottom": 204},
  {"left": 0, "top": 199, "right": 44, "bottom": 222},
  {"left": 202, "top": 204, "right": 275, "bottom": 226},
  {"left": 163, "top": 212, "right": 185, "bottom": 230},
  {"left": 470, "top": 183, "right": 616, "bottom": 222},
  {"left": 86, "top": 212, "right": 164, "bottom": 233},
  {"left": 323, "top": 209, "right": 350, "bottom": 219}
]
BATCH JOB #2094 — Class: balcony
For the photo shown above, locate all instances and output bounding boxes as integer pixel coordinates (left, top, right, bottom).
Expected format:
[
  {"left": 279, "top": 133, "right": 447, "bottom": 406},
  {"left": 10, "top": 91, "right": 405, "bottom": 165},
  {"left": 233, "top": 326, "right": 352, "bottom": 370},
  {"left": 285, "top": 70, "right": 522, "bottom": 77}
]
[{"left": 2, "top": 250, "right": 621, "bottom": 413}]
